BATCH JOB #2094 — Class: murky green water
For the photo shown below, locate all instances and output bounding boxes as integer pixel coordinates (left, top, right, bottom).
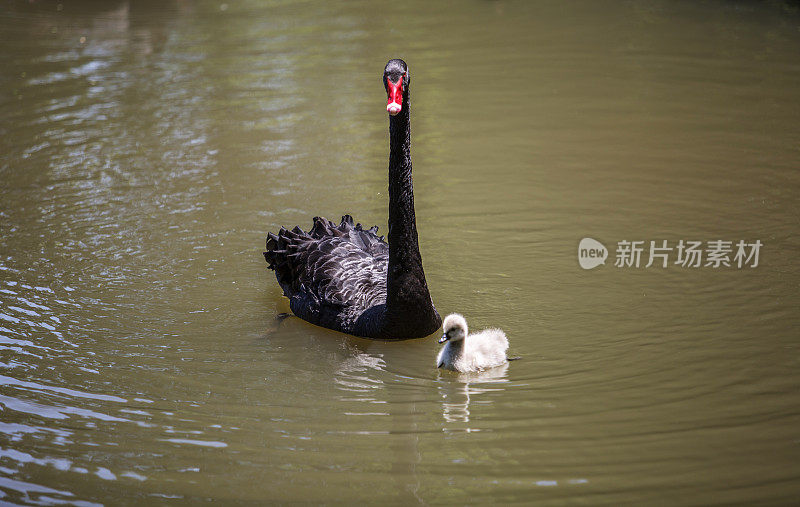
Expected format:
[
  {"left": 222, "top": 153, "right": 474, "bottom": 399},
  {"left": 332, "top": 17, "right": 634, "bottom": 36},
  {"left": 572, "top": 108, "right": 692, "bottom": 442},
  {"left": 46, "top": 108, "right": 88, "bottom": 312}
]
[{"left": 1, "top": 0, "right": 799, "bottom": 504}]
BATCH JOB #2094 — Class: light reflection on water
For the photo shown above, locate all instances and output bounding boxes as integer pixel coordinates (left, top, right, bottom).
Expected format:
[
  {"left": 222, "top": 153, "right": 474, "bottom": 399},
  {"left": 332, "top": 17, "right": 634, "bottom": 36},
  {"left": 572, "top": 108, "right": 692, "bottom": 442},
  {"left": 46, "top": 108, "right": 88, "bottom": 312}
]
[
  {"left": 438, "top": 363, "right": 509, "bottom": 425},
  {"left": 1, "top": 0, "right": 799, "bottom": 504}
]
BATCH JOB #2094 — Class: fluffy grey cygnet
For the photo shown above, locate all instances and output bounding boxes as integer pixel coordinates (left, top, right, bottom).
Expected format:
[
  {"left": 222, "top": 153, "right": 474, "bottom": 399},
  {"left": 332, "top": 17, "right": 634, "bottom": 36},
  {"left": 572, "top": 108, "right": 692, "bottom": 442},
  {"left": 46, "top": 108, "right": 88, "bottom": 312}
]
[{"left": 436, "top": 314, "right": 509, "bottom": 372}]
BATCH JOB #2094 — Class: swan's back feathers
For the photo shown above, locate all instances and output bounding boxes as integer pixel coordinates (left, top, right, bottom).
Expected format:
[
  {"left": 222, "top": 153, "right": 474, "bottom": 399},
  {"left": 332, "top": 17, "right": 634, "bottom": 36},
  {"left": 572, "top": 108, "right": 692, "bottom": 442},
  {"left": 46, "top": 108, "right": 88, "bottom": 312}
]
[{"left": 264, "top": 215, "right": 388, "bottom": 334}]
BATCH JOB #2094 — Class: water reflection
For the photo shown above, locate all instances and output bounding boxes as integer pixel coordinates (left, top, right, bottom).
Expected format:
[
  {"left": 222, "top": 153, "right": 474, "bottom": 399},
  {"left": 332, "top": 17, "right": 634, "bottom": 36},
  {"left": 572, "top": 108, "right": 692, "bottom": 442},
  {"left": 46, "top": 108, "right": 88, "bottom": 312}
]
[
  {"left": 334, "top": 349, "right": 386, "bottom": 394},
  {"left": 0, "top": 474, "right": 102, "bottom": 507},
  {"left": 438, "top": 363, "right": 509, "bottom": 425},
  {"left": 0, "top": 275, "right": 159, "bottom": 502}
]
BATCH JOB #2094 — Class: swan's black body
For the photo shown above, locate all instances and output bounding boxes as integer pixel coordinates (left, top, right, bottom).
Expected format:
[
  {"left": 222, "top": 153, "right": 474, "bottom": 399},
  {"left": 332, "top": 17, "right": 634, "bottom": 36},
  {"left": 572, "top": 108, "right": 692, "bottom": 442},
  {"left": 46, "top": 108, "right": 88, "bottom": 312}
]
[{"left": 264, "top": 59, "right": 441, "bottom": 339}]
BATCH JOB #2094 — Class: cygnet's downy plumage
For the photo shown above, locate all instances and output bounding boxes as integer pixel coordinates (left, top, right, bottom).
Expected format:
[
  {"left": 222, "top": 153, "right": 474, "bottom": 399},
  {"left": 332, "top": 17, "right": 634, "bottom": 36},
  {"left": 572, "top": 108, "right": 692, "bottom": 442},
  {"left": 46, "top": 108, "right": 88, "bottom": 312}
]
[{"left": 436, "top": 314, "right": 509, "bottom": 372}]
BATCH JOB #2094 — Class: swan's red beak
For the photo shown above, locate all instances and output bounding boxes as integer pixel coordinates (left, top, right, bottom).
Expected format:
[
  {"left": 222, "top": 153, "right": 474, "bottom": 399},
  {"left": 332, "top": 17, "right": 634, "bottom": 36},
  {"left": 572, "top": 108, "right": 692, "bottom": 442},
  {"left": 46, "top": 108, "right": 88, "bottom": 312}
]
[{"left": 386, "top": 76, "right": 403, "bottom": 116}]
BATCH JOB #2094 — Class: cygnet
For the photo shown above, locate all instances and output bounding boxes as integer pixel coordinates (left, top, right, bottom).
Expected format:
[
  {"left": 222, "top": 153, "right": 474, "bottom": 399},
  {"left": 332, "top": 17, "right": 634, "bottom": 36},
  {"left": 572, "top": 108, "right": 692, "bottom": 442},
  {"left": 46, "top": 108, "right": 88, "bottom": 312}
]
[{"left": 436, "top": 313, "right": 510, "bottom": 372}]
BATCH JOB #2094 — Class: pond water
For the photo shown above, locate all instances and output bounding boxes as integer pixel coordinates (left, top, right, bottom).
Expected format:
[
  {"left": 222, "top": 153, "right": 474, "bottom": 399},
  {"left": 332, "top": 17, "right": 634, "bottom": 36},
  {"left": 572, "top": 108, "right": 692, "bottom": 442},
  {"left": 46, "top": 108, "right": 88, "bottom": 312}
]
[{"left": 1, "top": 0, "right": 799, "bottom": 504}]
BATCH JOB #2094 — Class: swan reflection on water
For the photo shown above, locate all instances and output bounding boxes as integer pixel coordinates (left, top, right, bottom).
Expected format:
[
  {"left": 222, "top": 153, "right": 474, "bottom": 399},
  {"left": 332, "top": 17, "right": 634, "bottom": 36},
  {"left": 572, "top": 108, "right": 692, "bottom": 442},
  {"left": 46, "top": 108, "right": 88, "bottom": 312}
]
[
  {"left": 437, "top": 363, "right": 509, "bottom": 425},
  {"left": 333, "top": 348, "right": 387, "bottom": 393}
]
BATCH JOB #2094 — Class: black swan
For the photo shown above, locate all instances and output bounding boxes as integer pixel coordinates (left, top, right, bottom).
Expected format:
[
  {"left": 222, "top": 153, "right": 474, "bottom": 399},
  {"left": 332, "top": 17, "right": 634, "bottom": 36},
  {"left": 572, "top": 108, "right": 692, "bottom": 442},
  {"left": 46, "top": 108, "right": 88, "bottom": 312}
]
[{"left": 264, "top": 59, "right": 441, "bottom": 339}]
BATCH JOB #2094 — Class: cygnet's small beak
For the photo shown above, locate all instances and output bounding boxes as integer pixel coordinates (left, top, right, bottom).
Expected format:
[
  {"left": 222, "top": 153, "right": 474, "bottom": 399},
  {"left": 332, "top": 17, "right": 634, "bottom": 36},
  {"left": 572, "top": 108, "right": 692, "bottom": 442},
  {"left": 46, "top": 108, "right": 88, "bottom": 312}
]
[{"left": 438, "top": 333, "right": 449, "bottom": 344}]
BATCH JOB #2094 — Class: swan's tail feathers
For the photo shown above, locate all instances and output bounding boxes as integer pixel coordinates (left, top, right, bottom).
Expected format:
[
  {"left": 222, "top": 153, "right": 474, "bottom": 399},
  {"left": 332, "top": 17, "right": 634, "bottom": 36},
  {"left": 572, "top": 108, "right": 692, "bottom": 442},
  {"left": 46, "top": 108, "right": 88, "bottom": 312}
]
[
  {"left": 340, "top": 215, "right": 386, "bottom": 255},
  {"left": 264, "top": 227, "right": 304, "bottom": 295},
  {"left": 304, "top": 216, "right": 386, "bottom": 254},
  {"left": 264, "top": 215, "right": 388, "bottom": 301}
]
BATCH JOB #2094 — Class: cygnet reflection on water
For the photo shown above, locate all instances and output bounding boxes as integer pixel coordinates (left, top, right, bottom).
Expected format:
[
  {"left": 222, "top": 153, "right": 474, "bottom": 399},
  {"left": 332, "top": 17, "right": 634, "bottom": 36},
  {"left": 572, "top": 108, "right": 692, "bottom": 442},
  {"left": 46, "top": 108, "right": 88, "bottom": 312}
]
[
  {"left": 438, "top": 362, "right": 509, "bottom": 423},
  {"left": 437, "top": 314, "right": 511, "bottom": 372}
]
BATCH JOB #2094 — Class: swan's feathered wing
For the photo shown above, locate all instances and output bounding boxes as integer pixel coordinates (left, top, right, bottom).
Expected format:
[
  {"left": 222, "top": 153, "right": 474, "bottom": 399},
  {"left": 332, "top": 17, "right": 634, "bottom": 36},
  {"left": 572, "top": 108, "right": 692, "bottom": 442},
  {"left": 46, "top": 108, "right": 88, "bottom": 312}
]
[{"left": 264, "top": 215, "right": 388, "bottom": 334}]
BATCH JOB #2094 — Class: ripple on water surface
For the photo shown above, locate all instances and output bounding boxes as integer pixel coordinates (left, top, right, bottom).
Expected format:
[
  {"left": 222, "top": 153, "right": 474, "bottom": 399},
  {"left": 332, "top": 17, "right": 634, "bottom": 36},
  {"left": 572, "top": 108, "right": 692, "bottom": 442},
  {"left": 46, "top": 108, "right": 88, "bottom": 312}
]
[{"left": 0, "top": 269, "right": 238, "bottom": 503}]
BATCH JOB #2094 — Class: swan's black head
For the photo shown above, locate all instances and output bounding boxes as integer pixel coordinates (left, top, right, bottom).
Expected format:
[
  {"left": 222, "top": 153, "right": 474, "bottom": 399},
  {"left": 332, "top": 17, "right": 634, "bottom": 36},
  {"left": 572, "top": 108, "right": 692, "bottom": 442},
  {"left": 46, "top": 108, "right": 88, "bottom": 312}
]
[{"left": 383, "top": 59, "right": 409, "bottom": 116}]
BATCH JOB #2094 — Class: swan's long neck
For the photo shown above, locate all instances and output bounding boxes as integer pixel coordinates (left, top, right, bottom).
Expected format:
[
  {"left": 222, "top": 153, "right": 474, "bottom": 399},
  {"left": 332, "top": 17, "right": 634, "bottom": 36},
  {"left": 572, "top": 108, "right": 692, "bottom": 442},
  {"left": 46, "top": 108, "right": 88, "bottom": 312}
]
[
  {"left": 384, "top": 92, "right": 440, "bottom": 337},
  {"left": 387, "top": 97, "right": 417, "bottom": 270}
]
